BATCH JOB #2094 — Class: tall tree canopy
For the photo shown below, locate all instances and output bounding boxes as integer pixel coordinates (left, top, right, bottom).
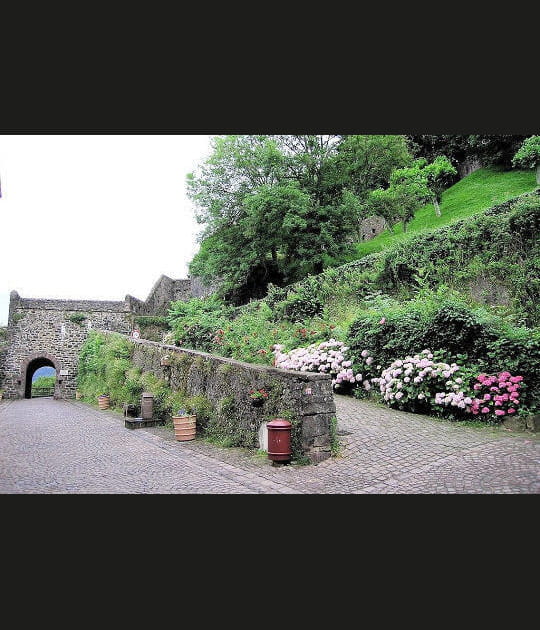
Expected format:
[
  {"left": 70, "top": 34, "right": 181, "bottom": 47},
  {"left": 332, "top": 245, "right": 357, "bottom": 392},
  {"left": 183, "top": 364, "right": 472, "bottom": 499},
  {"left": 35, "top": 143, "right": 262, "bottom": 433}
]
[
  {"left": 407, "top": 135, "right": 528, "bottom": 174},
  {"left": 187, "top": 135, "right": 418, "bottom": 303},
  {"left": 335, "top": 134, "right": 412, "bottom": 197},
  {"left": 512, "top": 136, "right": 540, "bottom": 184},
  {"left": 390, "top": 156, "right": 456, "bottom": 216},
  {"left": 188, "top": 135, "right": 362, "bottom": 303}
]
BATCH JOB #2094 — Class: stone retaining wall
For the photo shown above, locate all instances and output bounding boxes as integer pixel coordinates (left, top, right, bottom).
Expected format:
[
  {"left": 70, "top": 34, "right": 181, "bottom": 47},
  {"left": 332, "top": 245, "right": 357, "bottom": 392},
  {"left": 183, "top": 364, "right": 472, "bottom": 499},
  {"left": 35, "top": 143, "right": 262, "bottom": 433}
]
[{"left": 103, "top": 331, "right": 335, "bottom": 463}]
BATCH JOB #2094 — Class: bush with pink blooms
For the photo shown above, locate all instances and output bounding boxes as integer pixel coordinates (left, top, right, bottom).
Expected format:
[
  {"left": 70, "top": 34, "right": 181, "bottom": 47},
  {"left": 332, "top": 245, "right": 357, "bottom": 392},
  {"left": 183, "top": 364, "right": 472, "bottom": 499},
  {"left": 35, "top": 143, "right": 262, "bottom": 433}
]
[
  {"left": 373, "top": 350, "right": 528, "bottom": 422},
  {"left": 468, "top": 371, "right": 524, "bottom": 420},
  {"left": 272, "top": 339, "right": 375, "bottom": 393},
  {"left": 373, "top": 349, "right": 474, "bottom": 414}
]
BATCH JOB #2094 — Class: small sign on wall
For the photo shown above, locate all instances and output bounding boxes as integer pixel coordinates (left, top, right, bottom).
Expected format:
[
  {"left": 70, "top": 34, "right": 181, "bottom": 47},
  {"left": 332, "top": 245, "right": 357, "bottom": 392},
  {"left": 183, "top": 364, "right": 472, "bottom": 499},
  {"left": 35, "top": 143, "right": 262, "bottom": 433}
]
[{"left": 59, "top": 369, "right": 69, "bottom": 376}]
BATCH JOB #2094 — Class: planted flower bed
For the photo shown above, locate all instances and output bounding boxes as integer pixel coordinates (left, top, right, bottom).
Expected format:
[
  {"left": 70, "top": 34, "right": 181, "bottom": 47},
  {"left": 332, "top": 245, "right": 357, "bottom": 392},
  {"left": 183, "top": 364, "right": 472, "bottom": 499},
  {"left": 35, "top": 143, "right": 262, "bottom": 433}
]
[{"left": 273, "top": 341, "right": 532, "bottom": 426}]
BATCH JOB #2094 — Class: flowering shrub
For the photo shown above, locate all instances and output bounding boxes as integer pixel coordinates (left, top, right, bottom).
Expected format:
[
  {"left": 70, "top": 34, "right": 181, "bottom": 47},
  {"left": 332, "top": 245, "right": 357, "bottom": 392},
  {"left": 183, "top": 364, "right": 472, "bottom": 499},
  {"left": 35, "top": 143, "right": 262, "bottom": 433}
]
[
  {"left": 469, "top": 371, "right": 524, "bottom": 420},
  {"left": 374, "top": 349, "right": 472, "bottom": 414},
  {"left": 272, "top": 339, "right": 375, "bottom": 392},
  {"left": 374, "top": 350, "right": 528, "bottom": 422},
  {"left": 249, "top": 388, "right": 269, "bottom": 400}
]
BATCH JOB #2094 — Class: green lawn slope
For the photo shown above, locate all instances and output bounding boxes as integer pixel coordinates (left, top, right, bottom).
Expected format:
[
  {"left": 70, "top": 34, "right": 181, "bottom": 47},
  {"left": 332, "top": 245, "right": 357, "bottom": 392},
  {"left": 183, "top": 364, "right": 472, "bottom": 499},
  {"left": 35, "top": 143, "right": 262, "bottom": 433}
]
[{"left": 353, "top": 166, "right": 537, "bottom": 258}]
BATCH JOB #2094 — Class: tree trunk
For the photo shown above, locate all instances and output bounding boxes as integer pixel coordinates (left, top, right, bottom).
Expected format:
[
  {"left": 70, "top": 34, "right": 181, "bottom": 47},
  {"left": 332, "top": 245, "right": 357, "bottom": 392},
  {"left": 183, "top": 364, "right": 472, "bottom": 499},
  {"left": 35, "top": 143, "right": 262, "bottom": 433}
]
[
  {"left": 536, "top": 163, "right": 540, "bottom": 185},
  {"left": 271, "top": 247, "right": 278, "bottom": 267},
  {"left": 432, "top": 196, "right": 441, "bottom": 216},
  {"left": 402, "top": 220, "right": 408, "bottom": 233}
]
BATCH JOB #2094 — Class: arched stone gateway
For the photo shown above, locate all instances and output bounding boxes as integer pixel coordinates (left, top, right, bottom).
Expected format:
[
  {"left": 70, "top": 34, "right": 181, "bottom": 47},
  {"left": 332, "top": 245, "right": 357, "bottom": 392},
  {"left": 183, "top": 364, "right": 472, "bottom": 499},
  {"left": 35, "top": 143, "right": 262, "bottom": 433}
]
[
  {"left": 0, "top": 276, "right": 215, "bottom": 399},
  {"left": 21, "top": 353, "right": 59, "bottom": 399},
  {"left": 0, "top": 294, "right": 134, "bottom": 400}
]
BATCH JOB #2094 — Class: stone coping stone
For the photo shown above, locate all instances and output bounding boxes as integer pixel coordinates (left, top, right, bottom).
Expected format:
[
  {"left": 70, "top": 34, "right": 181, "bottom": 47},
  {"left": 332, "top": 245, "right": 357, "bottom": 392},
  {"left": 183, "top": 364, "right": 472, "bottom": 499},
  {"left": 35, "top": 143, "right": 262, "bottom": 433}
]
[{"left": 124, "top": 417, "right": 164, "bottom": 430}]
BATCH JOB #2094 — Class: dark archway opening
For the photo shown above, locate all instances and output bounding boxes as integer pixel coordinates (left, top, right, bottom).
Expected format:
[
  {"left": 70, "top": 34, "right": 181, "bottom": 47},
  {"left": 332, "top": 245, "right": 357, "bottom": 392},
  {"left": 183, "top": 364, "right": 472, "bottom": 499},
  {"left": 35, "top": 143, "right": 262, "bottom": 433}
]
[{"left": 25, "top": 358, "right": 57, "bottom": 399}]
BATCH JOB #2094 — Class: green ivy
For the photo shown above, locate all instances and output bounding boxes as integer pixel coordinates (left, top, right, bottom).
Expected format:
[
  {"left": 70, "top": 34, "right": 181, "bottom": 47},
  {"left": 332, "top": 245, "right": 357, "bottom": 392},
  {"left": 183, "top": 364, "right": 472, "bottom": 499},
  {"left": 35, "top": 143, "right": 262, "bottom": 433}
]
[{"left": 67, "top": 313, "right": 87, "bottom": 325}]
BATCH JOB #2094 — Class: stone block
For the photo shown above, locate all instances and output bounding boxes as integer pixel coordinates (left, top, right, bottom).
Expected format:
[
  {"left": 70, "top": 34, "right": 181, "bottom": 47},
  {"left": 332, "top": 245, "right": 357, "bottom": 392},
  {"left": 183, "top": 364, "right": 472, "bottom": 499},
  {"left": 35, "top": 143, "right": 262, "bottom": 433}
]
[
  {"left": 501, "top": 416, "right": 527, "bottom": 432},
  {"left": 124, "top": 417, "right": 163, "bottom": 429},
  {"left": 302, "top": 413, "right": 333, "bottom": 440},
  {"left": 525, "top": 414, "right": 540, "bottom": 433},
  {"left": 309, "top": 449, "right": 332, "bottom": 464}
]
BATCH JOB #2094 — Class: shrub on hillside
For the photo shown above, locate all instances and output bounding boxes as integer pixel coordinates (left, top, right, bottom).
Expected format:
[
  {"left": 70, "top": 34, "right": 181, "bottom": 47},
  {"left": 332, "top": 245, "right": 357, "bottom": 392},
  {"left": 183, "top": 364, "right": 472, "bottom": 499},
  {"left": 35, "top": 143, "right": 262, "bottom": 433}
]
[
  {"left": 469, "top": 371, "right": 524, "bottom": 420},
  {"left": 272, "top": 339, "right": 375, "bottom": 394},
  {"left": 269, "top": 277, "right": 325, "bottom": 322},
  {"left": 346, "top": 289, "right": 496, "bottom": 367},
  {"left": 481, "top": 328, "right": 540, "bottom": 412},
  {"left": 167, "top": 296, "right": 234, "bottom": 352},
  {"left": 346, "top": 289, "right": 540, "bottom": 411},
  {"left": 375, "top": 191, "right": 540, "bottom": 325},
  {"left": 422, "top": 303, "right": 497, "bottom": 360},
  {"left": 372, "top": 349, "right": 475, "bottom": 416}
]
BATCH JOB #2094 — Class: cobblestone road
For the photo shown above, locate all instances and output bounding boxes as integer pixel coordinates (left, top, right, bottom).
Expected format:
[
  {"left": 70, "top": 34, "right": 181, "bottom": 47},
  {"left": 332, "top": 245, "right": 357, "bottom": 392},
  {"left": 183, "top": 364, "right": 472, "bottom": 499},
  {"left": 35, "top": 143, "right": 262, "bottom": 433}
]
[{"left": 0, "top": 396, "right": 538, "bottom": 493}]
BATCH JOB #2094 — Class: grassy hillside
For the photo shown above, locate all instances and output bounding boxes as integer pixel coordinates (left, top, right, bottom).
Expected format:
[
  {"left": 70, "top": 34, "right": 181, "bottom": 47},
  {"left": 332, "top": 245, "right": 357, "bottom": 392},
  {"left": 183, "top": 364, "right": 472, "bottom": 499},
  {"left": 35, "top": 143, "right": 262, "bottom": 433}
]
[
  {"left": 165, "top": 189, "right": 540, "bottom": 414},
  {"left": 353, "top": 166, "right": 537, "bottom": 258}
]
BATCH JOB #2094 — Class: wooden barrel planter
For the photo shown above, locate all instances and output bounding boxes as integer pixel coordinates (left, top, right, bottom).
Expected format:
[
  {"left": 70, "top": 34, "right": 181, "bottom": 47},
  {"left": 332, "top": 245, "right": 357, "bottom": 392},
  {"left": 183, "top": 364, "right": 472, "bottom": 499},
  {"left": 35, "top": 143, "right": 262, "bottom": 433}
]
[
  {"left": 172, "top": 414, "right": 196, "bottom": 441},
  {"left": 98, "top": 395, "right": 110, "bottom": 410}
]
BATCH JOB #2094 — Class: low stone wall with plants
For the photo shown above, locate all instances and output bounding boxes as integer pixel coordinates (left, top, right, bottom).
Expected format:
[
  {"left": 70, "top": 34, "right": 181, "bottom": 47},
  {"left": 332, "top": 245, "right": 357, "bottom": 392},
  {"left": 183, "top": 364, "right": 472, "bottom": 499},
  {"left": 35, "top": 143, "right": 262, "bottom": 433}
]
[{"left": 77, "top": 330, "right": 336, "bottom": 463}]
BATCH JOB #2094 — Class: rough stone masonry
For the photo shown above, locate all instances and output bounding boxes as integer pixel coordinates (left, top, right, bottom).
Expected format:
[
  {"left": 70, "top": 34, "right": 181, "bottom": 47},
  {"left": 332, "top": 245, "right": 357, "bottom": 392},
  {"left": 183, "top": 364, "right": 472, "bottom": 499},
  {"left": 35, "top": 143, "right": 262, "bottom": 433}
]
[
  {"left": 0, "top": 275, "right": 212, "bottom": 400},
  {"left": 0, "top": 273, "right": 335, "bottom": 462},
  {"left": 116, "top": 332, "right": 335, "bottom": 463}
]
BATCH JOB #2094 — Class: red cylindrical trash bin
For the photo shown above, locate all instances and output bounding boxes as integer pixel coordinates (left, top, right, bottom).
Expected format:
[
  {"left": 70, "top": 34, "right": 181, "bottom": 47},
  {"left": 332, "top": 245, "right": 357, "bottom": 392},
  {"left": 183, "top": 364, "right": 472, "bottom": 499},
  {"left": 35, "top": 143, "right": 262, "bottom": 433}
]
[{"left": 267, "top": 419, "right": 292, "bottom": 464}]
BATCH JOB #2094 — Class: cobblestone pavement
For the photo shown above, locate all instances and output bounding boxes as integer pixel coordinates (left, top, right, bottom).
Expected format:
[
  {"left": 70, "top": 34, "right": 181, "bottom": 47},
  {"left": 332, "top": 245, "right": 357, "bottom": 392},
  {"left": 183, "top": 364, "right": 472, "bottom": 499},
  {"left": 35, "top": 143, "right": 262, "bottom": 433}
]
[{"left": 0, "top": 396, "right": 538, "bottom": 493}]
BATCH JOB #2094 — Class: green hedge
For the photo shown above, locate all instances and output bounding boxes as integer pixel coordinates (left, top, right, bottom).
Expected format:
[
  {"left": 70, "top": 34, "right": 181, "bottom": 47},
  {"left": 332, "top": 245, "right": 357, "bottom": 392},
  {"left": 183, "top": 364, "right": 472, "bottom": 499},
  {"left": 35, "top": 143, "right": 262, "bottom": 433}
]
[
  {"left": 375, "top": 191, "right": 540, "bottom": 326},
  {"left": 346, "top": 289, "right": 540, "bottom": 411}
]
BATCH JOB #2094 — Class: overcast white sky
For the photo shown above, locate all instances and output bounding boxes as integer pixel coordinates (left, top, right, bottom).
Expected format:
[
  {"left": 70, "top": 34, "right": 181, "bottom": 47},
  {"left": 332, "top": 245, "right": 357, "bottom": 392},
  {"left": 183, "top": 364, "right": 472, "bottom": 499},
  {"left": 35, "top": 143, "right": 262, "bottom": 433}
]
[{"left": 0, "top": 134, "right": 214, "bottom": 325}]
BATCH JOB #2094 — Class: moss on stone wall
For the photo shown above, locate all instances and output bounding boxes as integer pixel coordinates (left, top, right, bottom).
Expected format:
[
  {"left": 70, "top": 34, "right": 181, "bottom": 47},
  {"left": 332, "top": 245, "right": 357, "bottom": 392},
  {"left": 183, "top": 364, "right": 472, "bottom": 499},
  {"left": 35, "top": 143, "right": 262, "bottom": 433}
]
[{"left": 78, "top": 331, "right": 335, "bottom": 463}]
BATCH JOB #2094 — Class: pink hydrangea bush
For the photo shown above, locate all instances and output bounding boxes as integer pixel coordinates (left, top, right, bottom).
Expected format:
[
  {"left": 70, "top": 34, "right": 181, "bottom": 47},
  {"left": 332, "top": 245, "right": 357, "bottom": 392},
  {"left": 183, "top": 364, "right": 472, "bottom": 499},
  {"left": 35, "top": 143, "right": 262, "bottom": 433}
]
[
  {"left": 373, "top": 349, "right": 473, "bottom": 413},
  {"left": 374, "top": 352, "right": 526, "bottom": 421},
  {"left": 272, "top": 339, "right": 375, "bottom": 392},
  {"left": 468, "top": 371, "right": 524, "bottom": 420}
]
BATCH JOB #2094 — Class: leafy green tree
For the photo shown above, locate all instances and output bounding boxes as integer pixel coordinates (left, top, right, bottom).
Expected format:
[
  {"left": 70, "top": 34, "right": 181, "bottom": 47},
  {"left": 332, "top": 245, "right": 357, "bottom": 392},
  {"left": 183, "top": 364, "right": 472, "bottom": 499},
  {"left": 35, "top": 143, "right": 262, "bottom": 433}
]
[
  {"left": 31, "top": 375, "right": 55, "bottom": 394},
  {"left": 335, "top": 135, "right": 412, "bottom": 197},
  {"left": 423, "top": 156, "right": 457, "bottom": 215},
  {"left": 408, "top": 135, "right": 528, "bottom": 174},
  {"left": 390, "top": 183, "right": 428, "bottom": 232},
  {"left": 270, "top": 134, "right": 342, "bottom": 205},
  {"left": 187, "top": 135, "right": 360, "bottom": 303},
  {"left": 242, "top": 182, "right": 313, "bottom": 280},
  {"left": 467, "top": 135, "right": 528, "bottom": 169},
  {"left": 32, "top": 375, "right": 55, "bottom": 388},
  {"left": 512, "top": 136, "right": 540, "bottom": 184},
  {"left": 390, "top": 157, "right": 456, "bottom": 216},
  {"left": 365, "top": 182, "right": 425, "bottom": 233},
  {"left": 187, "top": 135, "right": 286, "bottom": 238},
  {"left": 406, "top": 135, "right": 471, "bottom": 167}
]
